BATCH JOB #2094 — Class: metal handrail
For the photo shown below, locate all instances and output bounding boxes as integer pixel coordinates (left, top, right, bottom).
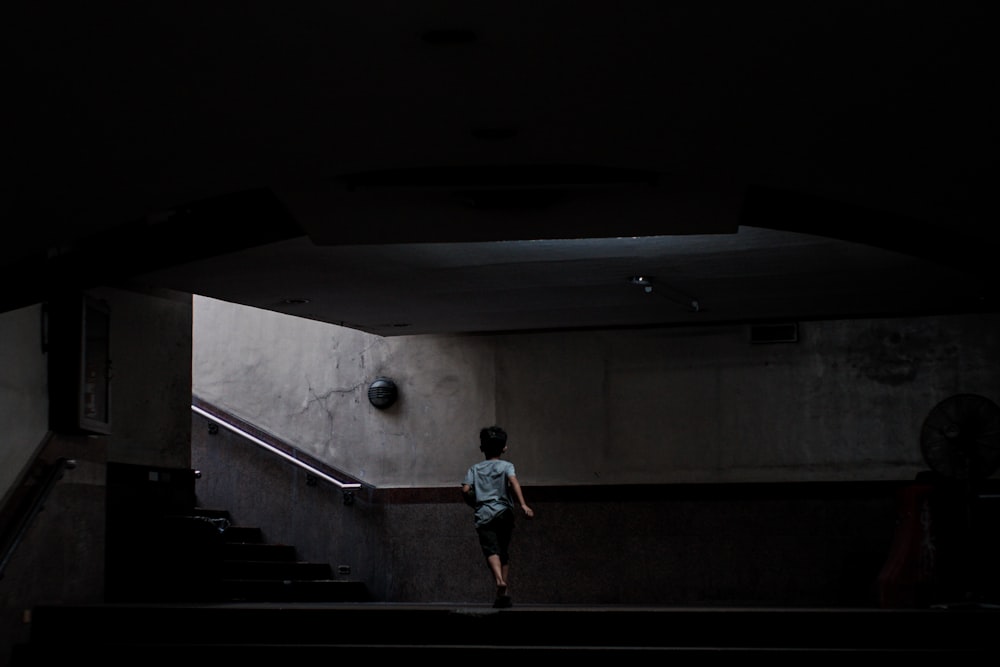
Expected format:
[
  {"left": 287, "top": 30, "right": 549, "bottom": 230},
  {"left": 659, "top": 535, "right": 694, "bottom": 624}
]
[
  {"left": 0, "top": 457, "right": 76, "bottom": 579},
  {"left": 191, "top": 404, "right": 363, "bottom": 494}
]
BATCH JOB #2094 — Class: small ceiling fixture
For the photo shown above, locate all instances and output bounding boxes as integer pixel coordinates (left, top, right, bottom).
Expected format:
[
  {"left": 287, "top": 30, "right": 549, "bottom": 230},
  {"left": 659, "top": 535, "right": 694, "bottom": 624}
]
[
  {"left": 628, "top": 275, "right": 654, "bottom": 293},
  {"left": 628, "top": 275, "right": 700, "bottom": 311}
]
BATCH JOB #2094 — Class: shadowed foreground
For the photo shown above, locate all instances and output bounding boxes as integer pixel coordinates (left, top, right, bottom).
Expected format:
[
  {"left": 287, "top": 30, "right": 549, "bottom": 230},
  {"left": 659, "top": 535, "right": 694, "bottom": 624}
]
[{"left": 11, "top": 601, "right": 997, "bottom": 663}]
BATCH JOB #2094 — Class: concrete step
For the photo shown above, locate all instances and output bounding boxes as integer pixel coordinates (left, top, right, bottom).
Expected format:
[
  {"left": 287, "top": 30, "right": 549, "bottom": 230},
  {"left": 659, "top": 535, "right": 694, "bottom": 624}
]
[
  {"left": 106, "top": 508, "right": 360, "bottom": 604},
  {"left": 12, "top": 604, "right": 996, "bottom": 663},
  {"left": 220, "top": 579, "right": 370, "bottom": 602},
  {"left": 221, "top": 559, "right": 334, "bottom": 580}
]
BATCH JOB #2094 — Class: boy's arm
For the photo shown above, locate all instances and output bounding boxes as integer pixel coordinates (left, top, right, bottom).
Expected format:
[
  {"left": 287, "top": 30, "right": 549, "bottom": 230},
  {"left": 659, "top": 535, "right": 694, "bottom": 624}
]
[
  {"left": 460, "top": 483, "right": 476, "bottom": 507},
  {"left": 507, "top": 475, "right": 535, "bottom": 518}
]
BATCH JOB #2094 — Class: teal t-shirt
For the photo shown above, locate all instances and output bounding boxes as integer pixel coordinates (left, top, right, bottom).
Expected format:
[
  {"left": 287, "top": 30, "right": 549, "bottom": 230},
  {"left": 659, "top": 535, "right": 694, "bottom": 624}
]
[{"left": 463, "top": 459, "right": 516, "bottom": 526}]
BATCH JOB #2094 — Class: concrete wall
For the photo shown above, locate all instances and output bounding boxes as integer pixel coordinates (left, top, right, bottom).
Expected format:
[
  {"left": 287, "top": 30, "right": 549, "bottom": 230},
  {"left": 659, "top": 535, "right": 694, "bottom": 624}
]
[
  {"left": 0, "top": 305, "right": 49, "bottom": 498},
  {"left": 91, "top": 287, "right": 193, "bottom": 469},
  {"left": 193, "top": 296, "right": 1000, "bottom": 488},
  {"left": 189, "top": 297, "right": 1000, "bottom": 608},
  {"left": 0, "top": 288, "right": 193, "bottom": 496},
  {"left": 190, "top": 408, "right": 915, "bottom": 607},
  {"left": 192, "top": 298, "right": 496, "bottom": 487},
  {"left": 0, "top": 287, "right": 193, "bottom": 665}
]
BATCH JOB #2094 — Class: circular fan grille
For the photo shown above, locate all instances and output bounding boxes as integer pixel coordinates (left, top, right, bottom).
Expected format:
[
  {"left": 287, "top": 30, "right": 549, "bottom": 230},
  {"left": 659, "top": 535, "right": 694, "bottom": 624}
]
[
  {"left": 367, "top": 377, "right": 398, "bottom": 409},
  {"left": 920, "top": 393, "right": 1000, "bottom": 480}
]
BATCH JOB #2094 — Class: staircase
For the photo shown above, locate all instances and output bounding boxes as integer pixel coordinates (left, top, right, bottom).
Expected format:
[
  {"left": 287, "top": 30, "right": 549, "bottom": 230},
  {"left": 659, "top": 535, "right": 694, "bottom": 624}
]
[
  {"left": 103, "top": 462, "right": 368, "bottom": 604},
  {"left": 11, "top": 464, "right": 1000, "bottom": 662},
  {"left": 11, "top": 603, "right": 998, "bottom": 662},
  {"left": 152, "top": 508, "right": 370, "bottom": 603}
]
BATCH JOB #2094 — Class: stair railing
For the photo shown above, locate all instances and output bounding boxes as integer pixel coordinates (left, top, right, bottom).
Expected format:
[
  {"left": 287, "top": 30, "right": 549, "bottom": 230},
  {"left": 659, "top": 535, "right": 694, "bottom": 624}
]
[
  {"left": 191, "top": 403, "right": 364, "bottom": 505},
  {"left": 0, "top": 457, "right": 76, "bottom": 580}
]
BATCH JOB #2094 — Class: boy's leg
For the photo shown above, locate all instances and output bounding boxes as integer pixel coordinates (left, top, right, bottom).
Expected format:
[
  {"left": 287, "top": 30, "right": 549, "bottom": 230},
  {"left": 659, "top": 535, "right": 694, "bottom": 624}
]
[
  {"left": 500, "top": 562, "right": 510, "bottom": 595},
  {"left": 493, "top": 561, "right": 513, "bottom": 608},
  {"left": 497, "top": 512, "right": 513, "bottom": 595},
  {"left": 487, "top": 553, "right": 506, "bottom": 591},
  {"left": 479, "top": 523, "right": 507, "bottom": 594}
]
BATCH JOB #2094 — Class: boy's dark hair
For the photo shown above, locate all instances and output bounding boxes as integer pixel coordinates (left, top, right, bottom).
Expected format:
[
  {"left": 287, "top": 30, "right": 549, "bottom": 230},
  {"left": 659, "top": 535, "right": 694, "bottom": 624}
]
[{"left": 479, "top": 425, "right": 507, "bottom": 456}]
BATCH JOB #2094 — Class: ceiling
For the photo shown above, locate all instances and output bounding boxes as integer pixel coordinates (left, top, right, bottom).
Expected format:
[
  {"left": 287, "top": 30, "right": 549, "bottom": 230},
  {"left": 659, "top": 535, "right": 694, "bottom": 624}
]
[{"left": 2, "top": 2, "right": 997, "bottom": 336}]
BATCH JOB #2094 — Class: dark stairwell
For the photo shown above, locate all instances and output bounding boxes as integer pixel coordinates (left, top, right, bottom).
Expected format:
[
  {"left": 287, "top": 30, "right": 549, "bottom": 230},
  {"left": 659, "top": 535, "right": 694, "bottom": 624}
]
[
  {"left": 102, "top": 461, "right": 370, "bottom": 605},
  {"left": 8, "top": 405, "right": 1000, "bottom": 662}
]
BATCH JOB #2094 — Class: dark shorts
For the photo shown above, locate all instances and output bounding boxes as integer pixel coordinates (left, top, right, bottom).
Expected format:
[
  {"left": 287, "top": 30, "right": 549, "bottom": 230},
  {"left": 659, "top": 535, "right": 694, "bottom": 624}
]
[{"left": 476, "top": 509, "right": 514, "bottom": 564}]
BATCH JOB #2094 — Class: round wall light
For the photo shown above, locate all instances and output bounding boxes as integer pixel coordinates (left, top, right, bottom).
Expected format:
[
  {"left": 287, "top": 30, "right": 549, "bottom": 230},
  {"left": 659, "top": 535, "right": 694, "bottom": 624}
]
[{"left": 367, "top": 377, "right": 398, "bottom": 409}]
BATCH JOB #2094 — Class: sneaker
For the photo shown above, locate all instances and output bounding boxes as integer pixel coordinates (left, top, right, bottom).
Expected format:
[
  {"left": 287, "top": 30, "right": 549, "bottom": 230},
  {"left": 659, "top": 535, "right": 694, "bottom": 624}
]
[{"left": 492, "top": 595, "right": 512, "bottom": 608}]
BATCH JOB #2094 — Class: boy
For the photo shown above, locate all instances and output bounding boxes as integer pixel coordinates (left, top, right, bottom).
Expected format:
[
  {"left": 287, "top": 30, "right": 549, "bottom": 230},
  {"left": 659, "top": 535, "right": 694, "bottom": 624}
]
[{"left": 461, "top": 425, "right": 534, "bottom": 608}]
